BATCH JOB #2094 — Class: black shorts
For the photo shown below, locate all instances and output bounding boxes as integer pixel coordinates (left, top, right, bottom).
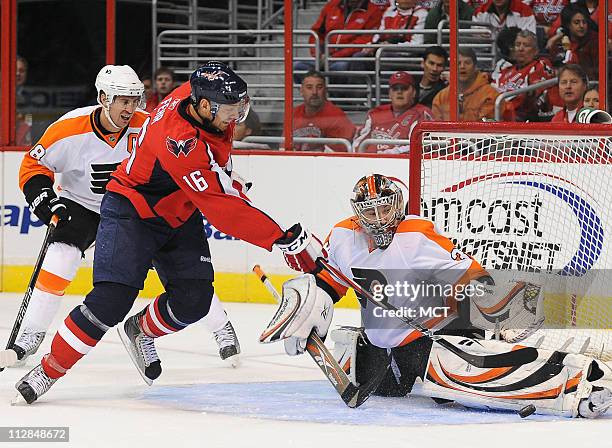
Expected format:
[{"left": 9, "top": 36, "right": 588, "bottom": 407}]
[
  {"left": 50, "top": 198, "right": 100, "bottom": 254},
  {"left": 93, "top": 192, "right": 214, "bottom": 289}
]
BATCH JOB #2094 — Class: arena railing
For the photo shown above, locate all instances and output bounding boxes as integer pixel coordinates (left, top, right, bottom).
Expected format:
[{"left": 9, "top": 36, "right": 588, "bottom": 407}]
[
  {"left": 354, "top": 138, "right": 412, "bottom": 154},
  {"left": 494, "top": 77, "right": 559, "bottom": 122},
  {"left": 242, "top": 136, "right": 353, "bottom": 152}
]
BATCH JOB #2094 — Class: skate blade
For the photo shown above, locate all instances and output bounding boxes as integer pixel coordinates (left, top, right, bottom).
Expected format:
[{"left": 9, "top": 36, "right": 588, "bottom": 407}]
[
  {"left": 116, "top": 327, "right": 153, "bottom": 386},
  {"left": 10, "top": 392, "right": 27, "bottom": 406},
  {"left": 0, "top": 349, "right": 18, "bottom": 368},
  {"left": 224, "top": 354, "right": 241, "bottom": 368}
]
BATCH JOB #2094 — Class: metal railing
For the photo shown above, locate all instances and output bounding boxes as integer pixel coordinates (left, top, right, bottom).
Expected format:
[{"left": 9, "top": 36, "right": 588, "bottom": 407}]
[
  {"left": 243, "top": 136, "right": 353, "bottom": 152},
  {"left": 355, "top": 138, "right": 412, "bottom": 153},
  {"left": 494, "top": 77, "right": 559, "bottom": 121}
]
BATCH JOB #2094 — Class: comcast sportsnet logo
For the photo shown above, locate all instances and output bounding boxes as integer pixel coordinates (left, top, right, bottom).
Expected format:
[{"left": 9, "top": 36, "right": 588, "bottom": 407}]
[{"left": 423, "top": 171, "right": 604, "bottom": 275}]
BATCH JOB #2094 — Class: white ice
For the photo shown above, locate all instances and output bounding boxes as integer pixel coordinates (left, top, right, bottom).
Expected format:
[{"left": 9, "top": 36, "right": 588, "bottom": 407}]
[{"left": 0, "top": 293, "right": 609, "bottom": 448}]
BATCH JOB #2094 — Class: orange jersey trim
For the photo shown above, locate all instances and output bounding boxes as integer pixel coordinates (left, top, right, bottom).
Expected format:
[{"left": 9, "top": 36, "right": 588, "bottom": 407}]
[{"left": 317, "top": 269, "right": 348, "bottom": 299}]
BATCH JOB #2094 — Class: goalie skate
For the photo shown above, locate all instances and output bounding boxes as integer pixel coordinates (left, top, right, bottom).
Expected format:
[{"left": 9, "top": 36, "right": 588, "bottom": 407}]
[
  {"left": 118, "top": 310, "right": 161, "bottom": 385},
  {"left": 13, "top": 364, "right": 57, "bottom": 405},
  {"left": 578, "top": 386, "right": 612, "bottom": 418},
  {"left": 213, "top": 321, "right": 241, "bottom": 368}
]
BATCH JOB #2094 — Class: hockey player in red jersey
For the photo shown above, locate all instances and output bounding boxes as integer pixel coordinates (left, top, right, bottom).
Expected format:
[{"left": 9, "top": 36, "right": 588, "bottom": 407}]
[
  {"left": 14, "top": 61, "right": 324, "bottom": 404},
  {"left": 261, "top": 174, "right": 612, "bottom": 418}
]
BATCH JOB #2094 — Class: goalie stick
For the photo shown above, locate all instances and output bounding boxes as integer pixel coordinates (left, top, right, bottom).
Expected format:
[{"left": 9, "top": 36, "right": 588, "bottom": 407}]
[
  {"left": 0, "top": 216, "right": 59, "bottom": 371},
  {"left": 252, "top": 265, "right": 387, "bottom": 408},
  {"left": 316, "top": 259, "right": 539, "bottom": 369}
]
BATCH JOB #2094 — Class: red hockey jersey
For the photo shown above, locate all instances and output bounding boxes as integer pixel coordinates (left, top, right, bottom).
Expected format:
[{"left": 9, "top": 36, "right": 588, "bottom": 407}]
[
  {"left": 352, "top": 103, "right": 433, "bottom": 153},
  {"left": 494, "top": 58, "right": 554, "bottom": 121},
  {"left": 525, "top": 0, "right": 567, "bottom": 25},
  {"left": 373, "top": 4, "right": 429, "bottom": 45},
  {"left": 107, "top": 82, "right": 285, "bottom": 250}
]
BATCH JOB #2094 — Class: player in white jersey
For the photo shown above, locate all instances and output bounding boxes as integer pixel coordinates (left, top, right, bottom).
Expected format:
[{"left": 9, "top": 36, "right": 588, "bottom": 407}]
[
  {"left": 1, "top": 65, "right": 241, "bottom": 369},
  {"left": 261, "top": 174, "right": 612, "bottom": 418}
]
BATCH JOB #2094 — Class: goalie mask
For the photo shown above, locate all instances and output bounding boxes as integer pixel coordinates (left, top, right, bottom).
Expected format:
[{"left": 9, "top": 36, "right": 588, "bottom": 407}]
[
  {"left": 95, "top": 65, "right": 145, "bottom": 128},
  {"left": 351, "top": 174, "right": 405, "bottom": 249},
  {"left": 190, "top": 61, "right": 250, "bottom": 124}
]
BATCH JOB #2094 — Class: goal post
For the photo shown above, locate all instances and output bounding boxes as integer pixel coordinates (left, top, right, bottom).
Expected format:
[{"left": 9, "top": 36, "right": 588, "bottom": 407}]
[{"left": 409, "top": 121, "right": 612, "bottom": 360}]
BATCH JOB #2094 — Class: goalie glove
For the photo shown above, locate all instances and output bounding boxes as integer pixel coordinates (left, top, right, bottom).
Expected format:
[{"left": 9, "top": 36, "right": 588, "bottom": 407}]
[
  {"left": 275, "top": 223, "right": 327, "bottom": 273},
  {"left": 259, "top": 274, "right": 334, "bottom": 356},
  {"left": 469, "top": 279, "right": 545, "bottom": 343}
]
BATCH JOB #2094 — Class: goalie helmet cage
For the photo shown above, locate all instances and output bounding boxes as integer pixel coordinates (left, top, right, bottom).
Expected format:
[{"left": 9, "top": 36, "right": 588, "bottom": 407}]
[{"left": 409, "top": 122, "right": 612, "bottom": 361}]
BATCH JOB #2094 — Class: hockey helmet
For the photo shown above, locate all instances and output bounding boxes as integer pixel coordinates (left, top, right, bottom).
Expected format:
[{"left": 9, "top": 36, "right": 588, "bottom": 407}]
[
  {"left": 190, "top": 61, "right": 250, "bottom": 123},
  {"left": 351, "top": 174, "right": 405, "bottom": 249},
  {"left": 95, "top": 65, "right": 145, "bottom": 109}
]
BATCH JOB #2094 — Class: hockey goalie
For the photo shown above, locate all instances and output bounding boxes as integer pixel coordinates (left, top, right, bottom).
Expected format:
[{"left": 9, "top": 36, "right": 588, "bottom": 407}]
[{"left": 261, "top": 174, "right": 612, "bottom": 418}]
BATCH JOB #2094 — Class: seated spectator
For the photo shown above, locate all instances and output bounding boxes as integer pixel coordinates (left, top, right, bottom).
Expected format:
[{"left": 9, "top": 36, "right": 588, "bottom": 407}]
[
  {"left": 367, "top": 0, "right": 429, "bottom": 49},
  {"left": 551, "top": 63, "right": 588, "bottom": 122},
  {"left": 547, "top": 0, "right": 611, "bottom": 39},
  {"left": 583, "top": 87, "right": 599, "bottom": 109},
  {"left": 424, "top": 0, "right": 475, "bottom": 44},
  {"left": 432, "top": 48, "right": 501, "bottom": 121},
  {"left": 416, "top": 46, "right": 448, "bottom": 108},
  {"left": 352, "top": 71, "right": 433, "bottom": 153},
  {"left": 145, "top": 67, "right": 175, "bottom": 112},
  {"left": 493, "top": 30, "right": 555, "bottom": 121},
  {"left": 16, "top": 55, "right": 32, "bottom": 146},
  {"left": 292, "top": 70, "right": 356, "bottom": 151},
  {"left": 142, "top": 76, "right": 153, "bottom": 100},
  {"left": 294, "top": 0, "right": 382, "bottom": 82},
  {"left": 473, "top": 0, "right": 536, "bottom": 35},
  {"left": 546, "top": 4, "right": 598, "bottom": 80},
  {"left": 491, "top": 26, "right": 520, "bottom": 84}
]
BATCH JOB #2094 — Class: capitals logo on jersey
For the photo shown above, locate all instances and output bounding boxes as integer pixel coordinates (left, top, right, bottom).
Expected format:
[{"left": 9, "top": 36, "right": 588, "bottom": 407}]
[{"left": 166, "top": 137, "right": 197, "bottom": 158}]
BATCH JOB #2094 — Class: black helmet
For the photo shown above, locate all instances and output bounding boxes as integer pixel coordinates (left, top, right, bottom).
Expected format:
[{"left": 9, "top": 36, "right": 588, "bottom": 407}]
[{"left": 190, "top": 61, "right": 248, "bottom": 106}]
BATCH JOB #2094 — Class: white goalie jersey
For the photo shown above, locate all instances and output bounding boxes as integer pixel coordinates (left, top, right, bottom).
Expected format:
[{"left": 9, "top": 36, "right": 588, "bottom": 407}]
[
  {"left": 318, "top": 215, "right": 488, "bottom": 348},
  {"left": 19, "top": 106, "right": 148, "bottom": 213}
]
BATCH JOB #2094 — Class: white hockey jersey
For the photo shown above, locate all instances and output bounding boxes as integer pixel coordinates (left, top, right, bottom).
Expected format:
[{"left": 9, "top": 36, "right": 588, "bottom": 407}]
[
  {"left": 319, "top": 215, "right": 487, "bottom": 348},
  {"left": 19, "top": 106, "right": 148, "bottom": 213}
]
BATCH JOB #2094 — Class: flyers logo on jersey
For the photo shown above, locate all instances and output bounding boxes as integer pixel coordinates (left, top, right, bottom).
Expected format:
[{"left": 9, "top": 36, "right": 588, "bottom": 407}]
[{"left": 166, "top": 137, "right": 197, "bottom": 158}]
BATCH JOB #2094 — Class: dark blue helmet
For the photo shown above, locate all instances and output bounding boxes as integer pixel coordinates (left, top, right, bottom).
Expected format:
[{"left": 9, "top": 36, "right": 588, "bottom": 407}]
[{"left": 190, "top": 61, "right": 248, "bottom": 106}]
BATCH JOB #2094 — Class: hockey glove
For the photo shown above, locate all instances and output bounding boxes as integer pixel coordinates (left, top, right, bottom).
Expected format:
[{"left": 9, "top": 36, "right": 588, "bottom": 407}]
[
  {"left": 24, "top": 176, "right": 71, "bottom": 226},
  {"left": 275, "top": 223, "right": 326, "bottom": 273}
]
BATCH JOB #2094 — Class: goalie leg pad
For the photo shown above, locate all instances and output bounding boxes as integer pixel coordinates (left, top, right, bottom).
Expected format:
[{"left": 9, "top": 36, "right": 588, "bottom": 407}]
[
  {"left": 331, "top": 326, "right": 364, "bottom": 384},
  {"left": 416, "top": 335, "right": 598, "bottom": 417}
]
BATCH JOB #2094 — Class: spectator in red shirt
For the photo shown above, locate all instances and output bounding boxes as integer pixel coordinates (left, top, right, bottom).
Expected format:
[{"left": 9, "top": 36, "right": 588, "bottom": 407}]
[
  {"left": 551, "top": 64, "right": 588, "bottom": 122},
  {"left": 370, "top": 0, "right": 429, "bottom": 47},
  {"left": 352, "top": 71, "right": 433, "bottom": 153},
  {"left": 473, "top": 0, "right": 537, "bottom": 35},
  {"left": 294, "top": 0, "right": 382, "bottom": 82},
  {"left": 292, "top": 70, "right": 356, "bottom": 151},
  {"left": 493, "top": 30, "right": 555, "bottom": 121},
  {"left": 546, "top": 5, "right": 598, "bottom": 80},
  {"left": 145, "top": 67, "right": 175, "bottom": 112}
]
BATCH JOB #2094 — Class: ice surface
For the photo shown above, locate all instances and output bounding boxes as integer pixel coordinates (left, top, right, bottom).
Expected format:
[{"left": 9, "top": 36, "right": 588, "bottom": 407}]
[{"left": 0, "top": 294, "right": 609, "bottom": 448}]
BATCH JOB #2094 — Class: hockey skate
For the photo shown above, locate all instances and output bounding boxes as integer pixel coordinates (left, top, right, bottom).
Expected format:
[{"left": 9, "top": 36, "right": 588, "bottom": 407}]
[
  {"left": 578, "top": 386, "right": 612, "bottom": 418},
  {"left": 13, "top": 364, "right": 57, "bottom": 405},
  {"left": 0, "top": 329, "right": 45, "bottom": 368},
  {"left": 117, "top": 310, "right": 161, "bottom": 385},
  {"left": 213, "top": 321, "right": 241, "bottom": 368}
]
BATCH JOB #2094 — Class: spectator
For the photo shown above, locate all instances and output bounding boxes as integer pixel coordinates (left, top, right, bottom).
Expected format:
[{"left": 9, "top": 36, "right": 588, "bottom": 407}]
[
  {"left": 145, "top": 67, "right": 175, "bottom": 112},
  {"left": 232, "top": 109, "right": 271, "bottom": 150},
  {"left": 16, "top": 55, "right": 32, "bottom": 146},
  {"left": 551, "top": 63, "right": 587, "bottom": 122},
  {"left": 473, "top": 0, "right": 536, "bottom": 35},
  {"left": 547, "top": 0, "right": 610, "bottom": 39},
  {"left": 546, "top": 5, "right": 598, "bottom": 80},
  {"left": 292, "top": 70, "right": 356, "bottom": 151},
  {"left": 142, "top": 76, "right": 153, "bottom": 101},
  {"left": 294, "top": 0, "right": 382, "bottom": 82},
  {"left": 527, "top": 0, "right": 568, "bottom": 34},
  {"left": 491, "top": 26, "right": 520, "bottom": 84},
  {"left": 493, "top": 30, "right": 555, "bottom": 121},
  {"left": 352, "top": 71, "right": 433, "bottom": 153},
  {"left": 369, "top": 0, "right": 429, "bottom": 48},
  {"left": 583, "top": 87, "right": 599, "bottom": 109},
  {"left": 432, "top": 48, "right": 501, "bottom": 121},
  {"left": 416, "top": 46, "right": 448, "bottom": 108},
  {"left": 424, "top": 0, "right": 475, "bottom": 44}
]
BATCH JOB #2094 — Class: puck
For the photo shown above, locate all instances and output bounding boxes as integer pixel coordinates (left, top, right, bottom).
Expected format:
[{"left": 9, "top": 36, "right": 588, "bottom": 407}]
[{"left": 518, "top": 404, "right": 536, "bottom": 418}]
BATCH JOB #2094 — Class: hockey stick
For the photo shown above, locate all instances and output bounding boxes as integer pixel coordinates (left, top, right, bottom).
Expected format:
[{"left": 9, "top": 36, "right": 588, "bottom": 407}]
[
  {"left": 316, "top": 259, "right": 539, "bottom": 369},
  {"left": 0, "top": 216, "right": 59, "bottom": 371},
  {"left": 252, "top": 265, "right": 386, "bottom": 408}
]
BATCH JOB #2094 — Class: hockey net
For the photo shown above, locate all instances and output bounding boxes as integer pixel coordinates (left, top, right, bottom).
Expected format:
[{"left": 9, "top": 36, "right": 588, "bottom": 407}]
[{"left": 409, "top": 122, "right": 612, "bottom": 361}]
